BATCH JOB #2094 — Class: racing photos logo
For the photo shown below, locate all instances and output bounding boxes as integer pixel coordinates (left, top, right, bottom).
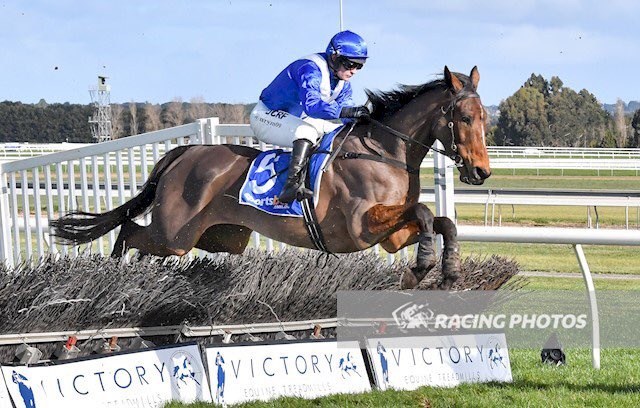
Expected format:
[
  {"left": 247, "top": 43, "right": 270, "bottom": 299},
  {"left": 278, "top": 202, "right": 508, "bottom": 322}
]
[
  {"left": 392, "top": 301, "right": 437, "bottom": 333},
  {"left": 431, "top": 313, "right": 588, "bottom": 331},
  {"left": 170, "top": 351, "right": 205, "bottom": 402},
  {"left": 391, "top": 300, "right": 587, "bottom": 334}
]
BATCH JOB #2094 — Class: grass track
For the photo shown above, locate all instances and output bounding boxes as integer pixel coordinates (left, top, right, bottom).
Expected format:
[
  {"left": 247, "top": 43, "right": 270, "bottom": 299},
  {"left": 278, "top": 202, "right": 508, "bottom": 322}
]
[{"left": 461, "top": 243, "right": 640, "bottom": 275}]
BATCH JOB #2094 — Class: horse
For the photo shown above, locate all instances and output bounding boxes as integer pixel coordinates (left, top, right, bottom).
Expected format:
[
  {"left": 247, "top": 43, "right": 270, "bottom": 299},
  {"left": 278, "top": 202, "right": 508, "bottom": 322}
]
[{"left": 51, "top": 66, "right": 491, "bottom": 289}]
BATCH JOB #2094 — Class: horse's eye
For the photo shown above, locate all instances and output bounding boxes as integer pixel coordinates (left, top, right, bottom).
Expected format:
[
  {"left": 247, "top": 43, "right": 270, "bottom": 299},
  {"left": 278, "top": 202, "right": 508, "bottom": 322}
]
[{"left": 461, "top": 116, "right": 472, "bottom": 125}]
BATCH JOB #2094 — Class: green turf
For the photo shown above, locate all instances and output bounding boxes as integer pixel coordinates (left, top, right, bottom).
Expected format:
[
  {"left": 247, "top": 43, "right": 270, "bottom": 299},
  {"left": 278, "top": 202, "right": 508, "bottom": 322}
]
[
  {"left": 514, "top": 276, "right": 640, "bottom": 291},
  {"left": 163, "top": 349, "right": 640, "bottom": 408},
  {"left": 460, "top": 243, "right": 640, "bottom": 275},
  {"left": 454, "top": 203, "right": 637, "bottom": 228}
]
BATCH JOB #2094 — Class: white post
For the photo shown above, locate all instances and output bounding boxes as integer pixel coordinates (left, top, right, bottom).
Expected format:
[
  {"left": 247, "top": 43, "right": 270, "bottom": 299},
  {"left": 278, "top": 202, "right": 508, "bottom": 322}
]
[
  {"left": 433, "top": 140, "right": 455, "bottom": 250},
  {"left": 0, "top": 169, "right": 14, "bottom": 268},
  {"left": 208, "top": 117, "right": 220, "bottom": 145},
  {"left": 573, "top": 244, "right": 600, "bottom": 370},
  {"left": 339, "top": 0, "right": 343, "bottom": 31}
]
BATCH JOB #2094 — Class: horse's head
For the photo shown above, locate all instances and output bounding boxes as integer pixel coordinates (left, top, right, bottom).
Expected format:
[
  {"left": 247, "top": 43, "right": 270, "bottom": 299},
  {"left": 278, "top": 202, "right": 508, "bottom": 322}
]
[{"left": 439, "top": 66, "right": 491, "bottom": 185}]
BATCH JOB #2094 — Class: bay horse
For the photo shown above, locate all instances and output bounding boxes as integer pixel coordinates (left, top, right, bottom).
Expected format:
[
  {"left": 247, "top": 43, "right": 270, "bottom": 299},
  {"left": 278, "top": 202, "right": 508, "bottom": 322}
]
[{"left": 51, "top": 66, "right": 491, "bottom": 289}]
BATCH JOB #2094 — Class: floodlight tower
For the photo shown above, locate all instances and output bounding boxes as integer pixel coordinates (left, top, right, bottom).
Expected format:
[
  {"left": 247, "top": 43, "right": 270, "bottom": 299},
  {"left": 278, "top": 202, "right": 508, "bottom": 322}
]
[{"left": 88, "top": 76, "right": 112, "bottom": 142}]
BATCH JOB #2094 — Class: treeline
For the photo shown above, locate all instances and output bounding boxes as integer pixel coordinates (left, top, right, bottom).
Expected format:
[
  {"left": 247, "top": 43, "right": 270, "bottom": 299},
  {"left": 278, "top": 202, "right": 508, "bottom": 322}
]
[
  {"left": 493, "top": 74, "right": 640, "bottom": 147},
  {"left": 2, "top": 78, "right": 640, "bottom": 147},
  {"left": 0, "top": 98, "right": 253, "bottom": 143}
]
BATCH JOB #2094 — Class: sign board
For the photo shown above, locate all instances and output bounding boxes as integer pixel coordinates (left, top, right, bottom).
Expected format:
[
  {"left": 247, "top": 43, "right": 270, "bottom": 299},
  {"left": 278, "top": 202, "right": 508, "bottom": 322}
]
[
  {"left": 1, "top": 342, "right": 211, "bottom": 408},
  {"left": 205, "top": 339, "right": 370, "bottom": 405},
  {"left": 0, "top": 372, "right": 12, "bottom": 407},
  {"left": 365, "top": 333, "right": 512, "bottom": 390}
]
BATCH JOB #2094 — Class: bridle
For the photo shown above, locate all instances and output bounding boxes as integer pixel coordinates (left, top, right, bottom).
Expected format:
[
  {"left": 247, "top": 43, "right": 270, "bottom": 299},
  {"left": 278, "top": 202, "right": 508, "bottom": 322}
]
[
  {"left": 367, "top": 91, "right": 481, "bottom": 168},
  {"left": 324, "top": 90, "right": 481, "bottom": 174}
]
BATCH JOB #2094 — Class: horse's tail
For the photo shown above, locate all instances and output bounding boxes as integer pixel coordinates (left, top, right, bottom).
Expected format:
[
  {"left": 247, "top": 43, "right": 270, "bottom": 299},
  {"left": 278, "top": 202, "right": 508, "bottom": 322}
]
[{"left": 50, "top": 146, "right": 191, "bottom": 245}]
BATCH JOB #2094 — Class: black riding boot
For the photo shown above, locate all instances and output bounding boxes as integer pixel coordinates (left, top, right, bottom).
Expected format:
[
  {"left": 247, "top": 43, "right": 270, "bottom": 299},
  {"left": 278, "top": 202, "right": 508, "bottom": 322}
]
[{"left": 279, "top": 139, "right": 314, "bottom": 204}]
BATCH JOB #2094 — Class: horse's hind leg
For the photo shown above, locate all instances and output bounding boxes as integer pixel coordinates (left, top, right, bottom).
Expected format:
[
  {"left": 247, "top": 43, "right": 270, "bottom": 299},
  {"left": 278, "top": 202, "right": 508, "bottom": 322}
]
[
  {"left": 194, "top": 224, "right": 253, "bottom": 254},
  {"left": 433, "top": 216, "right": 460, "bottom": 289},
  {"left": 111, "top": 219, "right": 182, "bottom": 257}
]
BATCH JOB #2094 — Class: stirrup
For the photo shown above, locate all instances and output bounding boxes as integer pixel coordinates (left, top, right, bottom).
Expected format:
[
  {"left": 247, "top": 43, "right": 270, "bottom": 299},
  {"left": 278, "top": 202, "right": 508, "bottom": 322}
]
[{"left": 279, "top": 178, "right": 312, "bottom": 203}]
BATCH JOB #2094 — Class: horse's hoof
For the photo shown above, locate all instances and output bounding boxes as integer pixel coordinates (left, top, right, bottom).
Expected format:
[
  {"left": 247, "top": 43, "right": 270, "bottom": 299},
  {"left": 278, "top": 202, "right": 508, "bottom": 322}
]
[
  {"left": 440, "top": 275, "right": 458, "bottom": 290},
  {"left": 400, "top": 268, "right": 418, "bottom": 290}
]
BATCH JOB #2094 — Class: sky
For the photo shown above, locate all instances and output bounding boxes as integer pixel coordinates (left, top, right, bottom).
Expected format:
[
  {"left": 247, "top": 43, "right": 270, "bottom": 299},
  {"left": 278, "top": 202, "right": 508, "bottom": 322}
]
[{"left": 0, "top": 0, "right": 639, "bottom": 107}]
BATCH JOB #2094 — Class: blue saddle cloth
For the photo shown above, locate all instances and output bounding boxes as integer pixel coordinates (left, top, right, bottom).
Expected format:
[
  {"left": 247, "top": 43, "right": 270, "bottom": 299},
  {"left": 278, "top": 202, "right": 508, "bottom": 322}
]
[{"left": 239, "top": 127, "right": 341, "bottom": 217}]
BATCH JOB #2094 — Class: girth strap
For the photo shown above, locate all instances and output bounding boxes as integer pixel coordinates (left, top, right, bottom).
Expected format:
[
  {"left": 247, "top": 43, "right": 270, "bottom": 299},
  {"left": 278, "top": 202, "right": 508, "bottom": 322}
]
[
  {"left": 300, "top": 167, "right": 332, "bottom": 254},
  {"left": 300, "top": 197, "right": 331, "bottom": 253}
]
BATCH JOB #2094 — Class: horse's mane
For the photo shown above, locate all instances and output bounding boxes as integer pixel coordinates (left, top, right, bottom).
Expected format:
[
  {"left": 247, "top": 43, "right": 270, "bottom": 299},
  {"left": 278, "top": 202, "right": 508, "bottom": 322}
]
[{"left": 365, "top": 73, "right": 471, "bottom": 120}]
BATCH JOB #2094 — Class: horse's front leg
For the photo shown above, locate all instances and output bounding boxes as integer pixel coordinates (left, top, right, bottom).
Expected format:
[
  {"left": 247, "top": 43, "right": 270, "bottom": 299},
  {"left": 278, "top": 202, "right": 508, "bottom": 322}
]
[
  {"left": 401, "top": 204, "right": 437, "bottom": 289},
  {"left": 370, "top": 203, "right": 437, "bottom": 289},
  {"left": 434, "top": 216, "right": 461, "bottom": 289}
]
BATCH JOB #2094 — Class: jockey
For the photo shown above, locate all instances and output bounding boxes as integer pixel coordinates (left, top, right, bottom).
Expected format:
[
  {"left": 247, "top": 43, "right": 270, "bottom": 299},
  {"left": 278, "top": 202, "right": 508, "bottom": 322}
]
[{"left": 250, "top": 30, "right": 370, "bottom": 203}]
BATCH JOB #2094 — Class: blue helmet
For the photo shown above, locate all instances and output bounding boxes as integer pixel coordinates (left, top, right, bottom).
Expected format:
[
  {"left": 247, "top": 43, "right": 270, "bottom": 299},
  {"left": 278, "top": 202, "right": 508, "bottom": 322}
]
[{"left": 326, "top": 30, "right": 368, "bottom": 59}]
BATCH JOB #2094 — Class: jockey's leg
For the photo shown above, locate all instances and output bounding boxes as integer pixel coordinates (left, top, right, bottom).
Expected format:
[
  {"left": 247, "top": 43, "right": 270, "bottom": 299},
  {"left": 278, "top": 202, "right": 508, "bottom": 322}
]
[
  {"left": 279, "top": 117, "right": 340, "bottom": 203},
  {"left": 249, "top": 101, "right": 323, "bottom": 203},
  {"left": 303, "top": 116, "right": 342, "bottom": 135},
  {"left": 278, "top": 138, "right": 314, "bottom": 203}
]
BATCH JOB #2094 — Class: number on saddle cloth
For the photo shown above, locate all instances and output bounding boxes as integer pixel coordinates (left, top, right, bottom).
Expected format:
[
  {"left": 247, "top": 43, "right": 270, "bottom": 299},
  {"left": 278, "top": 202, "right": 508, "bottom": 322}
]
[{"left": 238, "top": 127, "right": 342, "bottom": 217}]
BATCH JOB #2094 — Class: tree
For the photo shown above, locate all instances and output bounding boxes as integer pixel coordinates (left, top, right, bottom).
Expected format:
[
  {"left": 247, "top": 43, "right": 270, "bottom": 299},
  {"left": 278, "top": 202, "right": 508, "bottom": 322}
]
[
  {"left": 143, "top": 103, "right": 162, "bottom": 132},
  {"left": 599, "top": 130, "right": 618, "bottom": 148},
  {"left": 163, "top": 98, "right": 185, "bottom": 127},
  {"left": 128, "top": 101, "right": 139, "bottom": 135},
  {"left": 187, "top": 96, "right": 210, "bottom": 122},
  {"left": 631, "top": 109, "right": 640, "bottom": 147},
  {"left": 110, "top": 104, "right": 125, "bottom": 139},
  {"left": 614, "top": 99, "right": 627, "bottom": 147},
  {"left": 549, "top": 76, "right": 564, "bottom": 95},
  {"left": 524, "top": 73, "right": 549, "bottom": 97},
  {"left": 494, "top": 86, "right": 550, "bottom": 146},
  {"left": 212, "top": 103, "right": 249, "bottom": 124},
  {"left": 494, "top": 74, "right": 614, "bottom": 147}
]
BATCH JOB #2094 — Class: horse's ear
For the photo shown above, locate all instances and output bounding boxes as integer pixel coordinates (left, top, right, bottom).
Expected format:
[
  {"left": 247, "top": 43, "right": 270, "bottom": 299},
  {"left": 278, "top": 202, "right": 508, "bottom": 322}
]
[
  {"left": 444, "top": 66, "right": 464, "bottom": 94},
  {"left": 470, "top": 66, "right": 480, "bottom": 91}
]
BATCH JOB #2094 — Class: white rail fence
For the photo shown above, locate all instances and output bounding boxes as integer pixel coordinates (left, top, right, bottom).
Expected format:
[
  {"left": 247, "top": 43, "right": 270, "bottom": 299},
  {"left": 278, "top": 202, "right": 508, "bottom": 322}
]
[{"left": 4, "top": 142, "right": 640, "bottom": 172}]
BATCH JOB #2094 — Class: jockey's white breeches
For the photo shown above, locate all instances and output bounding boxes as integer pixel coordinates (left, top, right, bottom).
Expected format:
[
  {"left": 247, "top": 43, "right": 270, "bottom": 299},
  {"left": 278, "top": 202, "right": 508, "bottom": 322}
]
[{"left": 249, "top": 101, "right": 342, "bottom": 147}]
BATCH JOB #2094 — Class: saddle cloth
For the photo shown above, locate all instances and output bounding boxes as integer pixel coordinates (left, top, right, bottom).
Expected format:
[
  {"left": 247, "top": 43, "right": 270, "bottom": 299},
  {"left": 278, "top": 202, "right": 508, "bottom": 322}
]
[{"left": 239, "top": 126, "right": 341, "bottom": 217}]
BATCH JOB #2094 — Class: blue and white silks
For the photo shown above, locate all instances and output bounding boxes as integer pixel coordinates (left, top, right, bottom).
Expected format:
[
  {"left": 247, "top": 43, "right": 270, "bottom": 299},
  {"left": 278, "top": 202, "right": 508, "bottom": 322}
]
[
  {"left": 239, "top": 127, "right": 341, "bottom": 217},
  {"left": 259, "top": 53, "right": 354, "bottom": 119}
]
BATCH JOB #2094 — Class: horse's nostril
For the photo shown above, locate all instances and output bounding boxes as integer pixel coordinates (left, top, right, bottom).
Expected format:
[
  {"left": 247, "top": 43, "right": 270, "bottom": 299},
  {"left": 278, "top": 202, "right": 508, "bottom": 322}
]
[{"left": 475, "top": 167, "right": 491, "bottom": 179}]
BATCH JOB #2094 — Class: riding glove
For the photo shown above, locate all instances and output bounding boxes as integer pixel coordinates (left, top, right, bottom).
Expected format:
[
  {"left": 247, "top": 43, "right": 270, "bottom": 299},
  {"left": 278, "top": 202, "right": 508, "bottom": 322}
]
[{"left": 339, "top": 106, "right": 370, "bottom": 119}]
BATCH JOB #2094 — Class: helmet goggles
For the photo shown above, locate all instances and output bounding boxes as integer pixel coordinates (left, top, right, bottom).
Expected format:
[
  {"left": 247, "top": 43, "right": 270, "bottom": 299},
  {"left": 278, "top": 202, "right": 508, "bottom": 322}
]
[{"left": 337, "top": 56, "right": 365, "bottom": 70}]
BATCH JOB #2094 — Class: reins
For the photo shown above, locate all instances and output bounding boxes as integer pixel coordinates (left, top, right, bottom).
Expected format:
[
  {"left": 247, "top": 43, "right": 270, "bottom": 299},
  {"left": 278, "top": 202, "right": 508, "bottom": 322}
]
[{"left": 324, "top": 92, "right": 481, "bottom": 173}]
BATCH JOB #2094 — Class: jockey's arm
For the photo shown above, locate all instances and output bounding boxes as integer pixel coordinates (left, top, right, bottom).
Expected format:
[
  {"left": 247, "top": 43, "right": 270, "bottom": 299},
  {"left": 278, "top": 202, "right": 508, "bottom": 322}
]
[{"left": 296, "top": 63, "right": 350, "bottom": 120}]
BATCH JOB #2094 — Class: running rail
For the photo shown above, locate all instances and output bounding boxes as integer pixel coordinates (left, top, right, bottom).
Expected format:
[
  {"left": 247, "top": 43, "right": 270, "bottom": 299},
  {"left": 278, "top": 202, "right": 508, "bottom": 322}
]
[
  {"left": 457, "top": 225, "right": 640, "bottom": 370},
  {"left": 0, "top": 318, "right": 338, "bottom": 346}
]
